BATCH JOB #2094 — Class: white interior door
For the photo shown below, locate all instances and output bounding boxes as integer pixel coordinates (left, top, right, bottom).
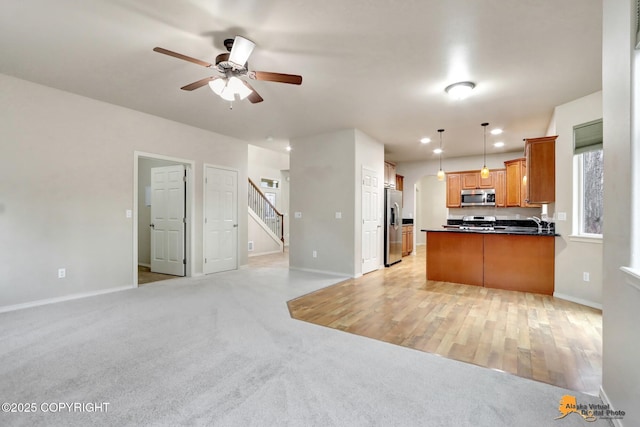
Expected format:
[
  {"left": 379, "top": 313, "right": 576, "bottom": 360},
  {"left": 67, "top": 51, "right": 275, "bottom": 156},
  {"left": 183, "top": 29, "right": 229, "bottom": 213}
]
[
  {"left": 150, "top": 165, "right": 186, "bottom": 276},
  {"left": 362, "top": 167, "right": 380, "bottom": 274},
  {"left": 204, "top": 166, "right": 238, "bottom": 274}
]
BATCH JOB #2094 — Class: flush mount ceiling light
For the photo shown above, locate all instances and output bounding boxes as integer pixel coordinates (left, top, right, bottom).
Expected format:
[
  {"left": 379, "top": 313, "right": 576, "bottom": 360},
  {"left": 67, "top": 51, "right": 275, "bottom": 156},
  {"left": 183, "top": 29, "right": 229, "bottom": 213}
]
[
  {"left": 437, "top": 129, "right": 445, "bottom": 181},
  {"left": 420, "top": 137, "right": 431, "bottom": 144},
  {"left": 494, "top": 141, "right": 505, "bottom": 148},
  {"left": 444, "top": 81, "right": 475, "bottom": 100},
  {"left": 480, "top": 122, "right": 490, "bottom": 178},
  {"left": 491, "top": 128, "right": 503, "bottom": 135}
]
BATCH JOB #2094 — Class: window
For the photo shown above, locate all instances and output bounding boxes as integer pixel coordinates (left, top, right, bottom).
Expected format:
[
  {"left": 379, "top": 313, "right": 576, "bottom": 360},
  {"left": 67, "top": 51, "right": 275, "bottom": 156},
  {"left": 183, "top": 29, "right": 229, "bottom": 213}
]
[
  {"left": 573, "top": 119, "right": 603, "bottom": 237},
  {"left": 260, "top": 178, "right": 279, "bottom": 189}
]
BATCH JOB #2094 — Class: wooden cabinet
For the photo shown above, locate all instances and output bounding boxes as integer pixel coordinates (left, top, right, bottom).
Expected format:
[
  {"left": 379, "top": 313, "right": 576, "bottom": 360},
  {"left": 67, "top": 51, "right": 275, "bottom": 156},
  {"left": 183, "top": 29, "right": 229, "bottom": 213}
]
[
  {"left": 461, "top": 170, "right": 496, "bottom": 189},
  {"left": 525, "top": 136, "right": 556, "bottom": 204},
  {"left": 426, "top": 232, "right": 484, "bottom": 286},
  {"left": 461, "top": 172, "right": 479, "bottom": 189},
  {"left": 426, "top": 231, "right": 555, "bottom": 295},
  {"left": 479, "top": 171, "right": 495, "bottom": 188},
  {"left": 395, "top": 174, "right": 404, "bottom": 191},
  {"left": 505, "top": 158, "right": 523, "bottom": 207},
  {"left": 446, "top": 173, "right": 461, "bottom": 207},
  {"left": 384, "top": 161, "right": 396, "bottom": 188},
  {"left": 505, "top": 158, "right": 541, "bottom": 208},
  {"left": 495, "top": 169, "right": 506, "bottom": 207},
  {"left": 402, "top": 225, "right": 413, "bottom": 256},
  {"left": 447, "top": 170, "right": 502, "bottom": 208}
]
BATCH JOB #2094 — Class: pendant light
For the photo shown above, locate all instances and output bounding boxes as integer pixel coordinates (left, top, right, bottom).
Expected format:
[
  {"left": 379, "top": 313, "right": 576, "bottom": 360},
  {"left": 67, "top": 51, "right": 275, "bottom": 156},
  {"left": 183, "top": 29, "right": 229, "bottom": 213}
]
[
  {"left": 480, "top": 122, "right": 490, "bottom": 179},
  {"left": 437, "top": 129, "right": 445, "bottom": 181}
]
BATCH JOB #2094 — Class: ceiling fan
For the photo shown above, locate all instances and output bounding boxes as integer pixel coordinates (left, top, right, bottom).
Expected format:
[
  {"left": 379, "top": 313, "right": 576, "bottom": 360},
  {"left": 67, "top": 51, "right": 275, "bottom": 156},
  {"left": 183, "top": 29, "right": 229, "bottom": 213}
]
[{"left": 153, "top": 36, "right": 302, "bottom": 104}]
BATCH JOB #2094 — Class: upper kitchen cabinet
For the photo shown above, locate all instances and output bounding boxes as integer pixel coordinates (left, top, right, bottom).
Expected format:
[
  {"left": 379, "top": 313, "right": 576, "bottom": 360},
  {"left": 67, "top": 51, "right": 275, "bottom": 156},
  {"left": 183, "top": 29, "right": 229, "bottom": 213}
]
[
  {"left": 395, "top": 174, "right": 404, "bottom": 191},
  {"left": 461, "top": 172, "right": 479, "bottom": 189},
  {"left": 505, "top": 158, "right": 540, "bottom": 208},
  {"left": 461, "top": 171, "right": 496, "bottom": 189},
  {"left": 525, "top": 136, "right": 556, "bottom": 204},
  {"left": 495, "top": 169, "right": 506, "bottom": 207},
  {"left": 446, "top": 173, "right": 461, "bottom": 207},
  {"left": 384, "top": 161, "right": 396, "bottom": 187}
]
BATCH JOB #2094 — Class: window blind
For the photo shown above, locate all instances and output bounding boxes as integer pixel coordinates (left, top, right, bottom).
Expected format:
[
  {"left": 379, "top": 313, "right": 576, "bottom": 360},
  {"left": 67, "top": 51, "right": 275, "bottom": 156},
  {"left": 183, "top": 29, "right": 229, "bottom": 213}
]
[{"left": 574, "top": 119, "right": 603, "bottom": 154}]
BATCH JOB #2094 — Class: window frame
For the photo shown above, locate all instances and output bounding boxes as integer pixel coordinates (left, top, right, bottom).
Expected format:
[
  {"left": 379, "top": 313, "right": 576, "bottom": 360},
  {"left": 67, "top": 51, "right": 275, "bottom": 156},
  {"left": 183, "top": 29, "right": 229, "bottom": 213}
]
[{"left": 571, "top": 119, "right": 604, "bottom": 241}]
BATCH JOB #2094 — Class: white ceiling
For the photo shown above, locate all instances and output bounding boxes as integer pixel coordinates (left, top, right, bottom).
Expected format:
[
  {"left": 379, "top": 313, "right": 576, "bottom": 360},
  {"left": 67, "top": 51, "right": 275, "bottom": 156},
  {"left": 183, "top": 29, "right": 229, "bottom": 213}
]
[{"left": 0, "top": 0, "right": 602, "bottom": 162}]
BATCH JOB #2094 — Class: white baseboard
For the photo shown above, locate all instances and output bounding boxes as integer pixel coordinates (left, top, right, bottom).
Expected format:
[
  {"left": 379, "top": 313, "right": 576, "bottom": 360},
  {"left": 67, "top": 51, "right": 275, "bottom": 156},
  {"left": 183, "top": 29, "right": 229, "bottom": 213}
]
[
  {"left": 289, "top": 266, "right": 352, "bottom": 278},
  {"left": 0, "top": 285, "right": 135, "bottom": 314},
  {"left": 138, "top": 262, "right": 151, "bottom": 268},
  {"left": 553, "top": 292, "right": 602, "bottom": 310},
  {"left": 599, "top": 386, "right": 624, "bottom": 427},
  {"left": 248, "top": 249, "right": 283, "bottom": 257}
]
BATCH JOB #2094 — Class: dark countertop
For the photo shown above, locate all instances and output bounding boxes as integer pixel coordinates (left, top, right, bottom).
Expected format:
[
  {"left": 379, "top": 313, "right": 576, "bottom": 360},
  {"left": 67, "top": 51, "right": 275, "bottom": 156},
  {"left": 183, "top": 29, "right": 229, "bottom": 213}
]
[{"left": 422, "top": 228, "right": 560, "bottom": 237}]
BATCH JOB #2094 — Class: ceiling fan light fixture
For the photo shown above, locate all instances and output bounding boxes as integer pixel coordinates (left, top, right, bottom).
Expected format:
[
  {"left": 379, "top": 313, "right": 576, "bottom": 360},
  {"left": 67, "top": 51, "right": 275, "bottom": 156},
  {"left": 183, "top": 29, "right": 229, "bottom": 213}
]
[
  {"left": 209, "top": 78, "right": 226, "bottom": 96},
  {"left": 228, "top": 36, "right": 256, "bottom": 67},
  {"left": 228, "top": 76, "right": 253, "bottom": 100},
  {"left": 445, "top": 81, "right": 475, "bottom": 100}
]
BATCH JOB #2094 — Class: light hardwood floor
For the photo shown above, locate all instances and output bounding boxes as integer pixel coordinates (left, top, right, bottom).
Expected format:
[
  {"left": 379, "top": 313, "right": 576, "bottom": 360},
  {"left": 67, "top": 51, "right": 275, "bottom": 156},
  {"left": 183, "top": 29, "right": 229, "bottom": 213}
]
[{"left": 284, "top": 245, "right": 603, "bottom": 396}]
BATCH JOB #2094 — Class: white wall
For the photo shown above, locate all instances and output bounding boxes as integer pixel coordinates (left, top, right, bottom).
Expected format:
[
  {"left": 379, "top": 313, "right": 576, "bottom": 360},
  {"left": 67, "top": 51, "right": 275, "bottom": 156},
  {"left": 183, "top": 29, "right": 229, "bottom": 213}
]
[
  {"left": 0, "top": 74, "right": 248, "bottom": 308},
  {"left": 289, "top": 128, "right": 383, "bottom": 277},
  {"left": 549, "top": 91, "right": 603, "bottom": 307},
  {"left": 601, "top": 0, "right": 639, "bottom": 424}
]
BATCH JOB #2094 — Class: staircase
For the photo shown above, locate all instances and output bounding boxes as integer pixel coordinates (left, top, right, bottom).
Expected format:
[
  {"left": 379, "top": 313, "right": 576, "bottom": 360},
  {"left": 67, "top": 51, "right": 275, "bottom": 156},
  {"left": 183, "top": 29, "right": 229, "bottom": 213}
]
[{"left": 248, "top": 178, "right": 284, "bottom": 251}]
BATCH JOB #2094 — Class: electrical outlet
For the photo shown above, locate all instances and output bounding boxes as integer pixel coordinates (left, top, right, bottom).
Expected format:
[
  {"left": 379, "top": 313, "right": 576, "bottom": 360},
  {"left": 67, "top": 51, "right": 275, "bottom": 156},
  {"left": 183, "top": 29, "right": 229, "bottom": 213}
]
[
  {"left": 58, "top": 268, "right": 66, "bottom": 279},
  {"left": 312, "top": 250, "right": 317, "bottom": 258},
  {"left": 126, "top": 209, "right": 132, "bottom": 218},
  {"left": 583, "top": 272, "right": 590, "bottom": 282},
  {"left": 557, "top": 212, "right": 567, "bottom": 221},
  {"left": 248, "top": 241, "right": 254, "bottom": 251},
  {"left": 335, "top": 212, "right": 342, "bottom": 219},
  {"left": 294, "top": 212, "right": 302, "bottom": 219}
]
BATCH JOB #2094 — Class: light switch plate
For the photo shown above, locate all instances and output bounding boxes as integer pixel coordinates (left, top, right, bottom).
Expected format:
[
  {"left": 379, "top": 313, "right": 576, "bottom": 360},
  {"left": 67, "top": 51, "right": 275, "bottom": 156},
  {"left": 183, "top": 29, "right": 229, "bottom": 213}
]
[
  {"left": 335, "top": 212, "right": 342, "bottom": 219},
  {"left": 294, "top": 212, "right": 302, "bottom": 219},
  {"left": 557, "top": 212, "right": 567, "bottom": 221}
]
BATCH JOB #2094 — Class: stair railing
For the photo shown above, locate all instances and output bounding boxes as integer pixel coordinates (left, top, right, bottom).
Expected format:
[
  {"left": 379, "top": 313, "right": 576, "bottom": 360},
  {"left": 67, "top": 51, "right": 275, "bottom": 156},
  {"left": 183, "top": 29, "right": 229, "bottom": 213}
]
[{"left": 248, "top": 178, "right": 284, "bottom": 248}]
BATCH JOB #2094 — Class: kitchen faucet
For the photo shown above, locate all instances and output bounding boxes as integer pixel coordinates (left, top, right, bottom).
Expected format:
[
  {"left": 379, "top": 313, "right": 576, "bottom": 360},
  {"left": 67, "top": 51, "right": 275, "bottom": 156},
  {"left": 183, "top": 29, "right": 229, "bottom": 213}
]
[{"left": 528, "top": 216, "right": 543, "bottom": 233}]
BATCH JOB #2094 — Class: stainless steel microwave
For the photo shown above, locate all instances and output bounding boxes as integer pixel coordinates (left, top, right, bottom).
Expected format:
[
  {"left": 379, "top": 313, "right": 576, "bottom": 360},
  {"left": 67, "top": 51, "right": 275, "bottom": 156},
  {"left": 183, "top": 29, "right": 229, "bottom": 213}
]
[{"left": 461, "top": 189, "right": 496, "bottom": 207}]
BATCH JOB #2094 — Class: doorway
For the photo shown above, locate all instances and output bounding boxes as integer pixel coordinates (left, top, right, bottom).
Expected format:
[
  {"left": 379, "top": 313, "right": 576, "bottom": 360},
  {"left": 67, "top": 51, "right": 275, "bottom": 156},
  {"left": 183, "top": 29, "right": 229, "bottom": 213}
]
[{"left": 134, "top": 152, "right": 194, "bottom": 286}]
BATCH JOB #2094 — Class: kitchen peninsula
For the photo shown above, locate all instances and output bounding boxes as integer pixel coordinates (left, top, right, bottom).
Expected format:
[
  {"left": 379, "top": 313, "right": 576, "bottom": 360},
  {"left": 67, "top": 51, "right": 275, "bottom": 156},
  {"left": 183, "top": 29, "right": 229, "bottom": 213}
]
[{"left": 423, "top": 223, "right": 558, "bottom": 295}]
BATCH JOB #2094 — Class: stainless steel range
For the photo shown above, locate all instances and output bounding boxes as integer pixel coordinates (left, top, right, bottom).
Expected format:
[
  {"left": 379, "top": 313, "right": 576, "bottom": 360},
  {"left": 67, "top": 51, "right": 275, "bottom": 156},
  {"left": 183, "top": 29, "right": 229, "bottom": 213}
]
[{"left": 459, "top": 215, "right": 496, "bottom": 231}]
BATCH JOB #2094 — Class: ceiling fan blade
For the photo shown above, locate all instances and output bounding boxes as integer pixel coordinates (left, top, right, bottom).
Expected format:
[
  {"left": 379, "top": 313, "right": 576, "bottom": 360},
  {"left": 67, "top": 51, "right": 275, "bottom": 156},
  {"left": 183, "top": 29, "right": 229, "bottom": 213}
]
[
  {"left": 228, "top": 36, "right": 255, "bottom": 67},
  {"left": 250, "top": 71, "right": 302, "bottom": 85},
  {"left": 181, "top": 76, "right": 218, "bottom": 91},
  {"left": 242, "top": 81, "right": 264, "bottom": 104},
  {"left": 153, "top": 47, "right": 213, "bottom": 68}
]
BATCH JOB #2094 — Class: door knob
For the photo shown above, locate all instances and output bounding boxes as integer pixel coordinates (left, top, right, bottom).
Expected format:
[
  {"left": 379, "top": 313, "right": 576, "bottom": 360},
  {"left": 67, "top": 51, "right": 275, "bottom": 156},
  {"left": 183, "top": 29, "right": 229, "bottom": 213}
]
[
  {"left": 233, "top": 224, "right": 238, "bottom": 228},
  {"left": 150, "top": 223, "right": 155, "bottom": 229}
]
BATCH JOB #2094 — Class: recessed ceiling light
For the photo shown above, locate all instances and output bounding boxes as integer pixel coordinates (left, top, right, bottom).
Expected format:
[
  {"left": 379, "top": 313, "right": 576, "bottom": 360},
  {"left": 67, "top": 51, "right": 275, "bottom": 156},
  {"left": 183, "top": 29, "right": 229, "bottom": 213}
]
[
  {"left": 444, "top": 81, "right": 475, "bottom": 100},
  {"left": 493, "top": 142, "right": 505, "bottom": 148},
  {"left": 433, "top": 148, "right": 443, "bottom": 154},
  {"left": 420, "top": 137, "right": 431, "bottom": 144},
  {"left": 490, "top": 129, "right": 503, "bottom": 135},
  {"left": 266, "top": 136, "right": 274, "bottom": 142},
  {"left": 285, "top": 145, "right": 292, "bottom": 152}
]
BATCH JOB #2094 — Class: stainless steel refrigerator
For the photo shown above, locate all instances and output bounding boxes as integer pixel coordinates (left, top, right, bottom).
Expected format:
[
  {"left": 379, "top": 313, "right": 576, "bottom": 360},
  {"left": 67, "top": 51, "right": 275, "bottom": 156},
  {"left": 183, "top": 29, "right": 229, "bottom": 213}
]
[{"left": 384, "top": 188, "right": 403, "bottom": 266}]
